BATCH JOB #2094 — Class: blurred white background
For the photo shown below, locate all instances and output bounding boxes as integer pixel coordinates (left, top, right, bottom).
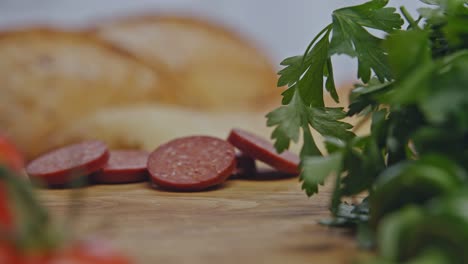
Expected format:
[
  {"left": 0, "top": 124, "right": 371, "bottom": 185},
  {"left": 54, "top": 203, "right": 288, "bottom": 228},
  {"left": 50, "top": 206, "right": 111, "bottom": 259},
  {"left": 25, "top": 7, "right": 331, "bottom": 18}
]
[{"left": 0, "top": 0, "right": 423, "bottom": 84}]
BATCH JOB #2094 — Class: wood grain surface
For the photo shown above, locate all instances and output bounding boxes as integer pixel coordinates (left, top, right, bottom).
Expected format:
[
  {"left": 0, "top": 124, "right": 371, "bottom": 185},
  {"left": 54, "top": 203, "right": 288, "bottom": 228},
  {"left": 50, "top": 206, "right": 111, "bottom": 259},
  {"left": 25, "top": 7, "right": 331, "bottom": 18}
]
[
  {"left": 38, "top": 170, "right": 362, "bottom": 264},
  {"left": 31, "top": 86, "right": 370, "bottom": 264}
]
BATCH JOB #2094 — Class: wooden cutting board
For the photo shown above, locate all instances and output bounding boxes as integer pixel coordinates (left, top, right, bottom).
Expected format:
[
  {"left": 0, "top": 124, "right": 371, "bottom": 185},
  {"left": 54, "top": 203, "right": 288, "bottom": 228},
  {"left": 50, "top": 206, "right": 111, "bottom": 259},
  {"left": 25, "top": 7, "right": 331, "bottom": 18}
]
[{"left": 38, "top": 171, "right": 360, "bottom": 264}]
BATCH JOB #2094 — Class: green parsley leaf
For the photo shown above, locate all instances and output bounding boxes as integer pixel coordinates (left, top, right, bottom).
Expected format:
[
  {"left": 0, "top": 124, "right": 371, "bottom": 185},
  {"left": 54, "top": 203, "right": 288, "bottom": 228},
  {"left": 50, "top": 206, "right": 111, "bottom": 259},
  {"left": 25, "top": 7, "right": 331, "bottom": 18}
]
[
  {"left": 277, "top": 56, "right": 304, "bottom": 87},
  {"left": 382, "top": 29, "right": 437, "bottom": 104},
  {"left": 333, "top": 0, "right": 403, "bottom": 32},
  {"left": 280, "top": 85, "right": 296, "bottom": 105},
  {"left": 347, "top": 79, "right": 392, "bottom": 116},
  {"left": 308, "top": 108, "right": 355, "bottom": 140},
  {"left": 412, "top": 125, "right": 468, "bottom": 168},
  {"left": 266, "top": 90, "right": 353, "bottom": 156},
  {"left": 384, "top": 29, "right": 432, "bottom": 80},
  {"left": 300, "top": 124, "right": 320, "bottom": 158},
  {"left": 266, "top": 93, "right": 302, "bottom": 153},
  {"left": 341, "top": 147, "right": 374, "bottom": 196},
  {"left": 420, "top": 0, "right": 443, "bottom": 5},
  {"left": 419, "top": 52, "right": 468, "bottom": 124},
  {"left": 324, "top": 58, "right": 339, "bottom": 103},
  {"left": 298, "top": 30, "right": 331, "bottom": 106},
  {"left": 329, "top": 0, "right": 403, "bottom": 82},
  {"left": 301, "top": 152, "right": 343, "bottom": 196},
  {"left": 443, "top": 1, "right": 468, "bottom": 49},
  {"left": 418, "top": 7, "right": 446, "bottom": 25},
  {"left": 277, "top": 27, "right": 334, "bottom": 107},
  {"left": 268, "top": 0, "right": 468, "bottom": 261}
]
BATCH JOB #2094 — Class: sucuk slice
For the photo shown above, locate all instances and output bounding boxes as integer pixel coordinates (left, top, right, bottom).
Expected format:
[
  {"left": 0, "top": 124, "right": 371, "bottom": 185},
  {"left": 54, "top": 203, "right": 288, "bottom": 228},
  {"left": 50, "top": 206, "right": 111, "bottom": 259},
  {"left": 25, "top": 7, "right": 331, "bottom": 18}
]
[
  {"left": 147, "top": 136, "right": 236, "bottom": 191},
  {"left": 232, "top": 152, "right": 256, "bottom": 178},
  {"left": 227, "top": 129, "right": 299, "bottom": 175},
  {"left": 26, "top": 140, "right": 109, "bottom": 186},
  {"left": 92, "top": 150, "right": 149, "bottom": 184}
]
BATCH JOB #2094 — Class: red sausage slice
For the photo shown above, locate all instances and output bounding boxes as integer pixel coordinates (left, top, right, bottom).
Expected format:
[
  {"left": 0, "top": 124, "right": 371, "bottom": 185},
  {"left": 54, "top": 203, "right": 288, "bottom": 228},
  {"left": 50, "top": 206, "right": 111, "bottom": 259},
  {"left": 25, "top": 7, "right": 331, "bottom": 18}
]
[
  {"left": 26, "top": 140, "right": 109, "bottom": 186},
  {"left": 228, "top": 129, "right": 299, "bottom": 174},
  {"left": 147, "top": 136, "right": 236, "bottom": 191},
  {"left": 92, "top": 150, "right": 149, "bottom": 184},
  {"left": 232, "top": 152, "right": 256, "bottom": 178}
]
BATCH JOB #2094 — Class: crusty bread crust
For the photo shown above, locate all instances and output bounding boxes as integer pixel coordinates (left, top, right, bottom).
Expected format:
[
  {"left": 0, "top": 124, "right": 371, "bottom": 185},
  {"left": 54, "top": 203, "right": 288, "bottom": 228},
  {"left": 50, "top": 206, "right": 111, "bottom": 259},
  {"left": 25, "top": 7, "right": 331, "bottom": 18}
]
[
  {"left": 0, "top": 27, "right": 172, "bottom": 159},
  {"left": 0, "top": 27, "right": 172, "bottom": 74},
  {"left": 0, "top": 24, "right": 359, "bottom": 160},
  {"left": 93, "top": 14, "right": 280, "bottom": 111}
]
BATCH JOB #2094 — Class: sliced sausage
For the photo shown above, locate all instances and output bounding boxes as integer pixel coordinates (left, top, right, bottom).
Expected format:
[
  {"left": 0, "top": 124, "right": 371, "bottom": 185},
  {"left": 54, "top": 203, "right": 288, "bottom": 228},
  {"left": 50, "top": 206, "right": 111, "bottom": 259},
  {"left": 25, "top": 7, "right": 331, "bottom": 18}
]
[
  {"left": 232, "top": 152, "right": 256, "bottom": 178},
  {"left": 227, "top": 128, "right": 299, "bottom": 174},
  {"left": 92, "top": 150, "right": 149, "bottom": 184},
  {"left": 26, "top": 140, "right": 109, "bottom": 186},
  {"left": 147, "top": 136, "right": 236, "bottom": 191}
]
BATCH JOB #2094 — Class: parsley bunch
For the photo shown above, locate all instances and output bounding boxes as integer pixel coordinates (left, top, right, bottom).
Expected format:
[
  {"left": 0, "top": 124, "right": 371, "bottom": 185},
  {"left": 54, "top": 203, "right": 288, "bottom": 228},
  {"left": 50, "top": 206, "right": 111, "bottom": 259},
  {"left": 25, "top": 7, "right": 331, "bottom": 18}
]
[{"left": 267, "top": 0, "right": 468, "bottom": 262}]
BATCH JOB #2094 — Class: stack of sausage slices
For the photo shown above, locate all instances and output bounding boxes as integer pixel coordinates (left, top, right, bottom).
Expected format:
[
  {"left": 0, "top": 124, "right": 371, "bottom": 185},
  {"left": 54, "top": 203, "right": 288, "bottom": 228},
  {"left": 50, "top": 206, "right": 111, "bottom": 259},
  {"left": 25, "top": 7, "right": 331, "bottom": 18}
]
[{"left": 26, "top": 129, "right": 299, "bottom": 191}]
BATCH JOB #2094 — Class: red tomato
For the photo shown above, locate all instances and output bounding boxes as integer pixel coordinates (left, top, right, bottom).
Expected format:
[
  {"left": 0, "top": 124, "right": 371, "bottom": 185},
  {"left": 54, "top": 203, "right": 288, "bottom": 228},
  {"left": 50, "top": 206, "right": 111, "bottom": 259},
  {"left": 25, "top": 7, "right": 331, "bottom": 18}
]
[
  {"left": 0, "top": 244, "right": 22, "bottom": 264},
  {"left": 0, "top": 133, "right": 24, "bottom": 233},
  {"left": 48, "top": 239, "right": 132, "bottom": 264},
  {"left": 20, "top": 252, "right": 51, "bottom": 264},
  {"left": 0, "top": 246, "right": 49, "bottom": 264},
  {"left": 0, "top": 133, "right": 24, "bottom": 172},
  {"left": 0, "top": 183, "right": 13, "bottom": 230}
]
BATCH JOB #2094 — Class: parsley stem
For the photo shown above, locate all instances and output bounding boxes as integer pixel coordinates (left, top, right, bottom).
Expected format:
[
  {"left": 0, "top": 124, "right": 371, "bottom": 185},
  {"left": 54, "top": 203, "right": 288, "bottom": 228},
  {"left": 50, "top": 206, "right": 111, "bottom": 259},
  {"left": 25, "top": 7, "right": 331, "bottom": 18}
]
[
  {"left": 442, "top": 50, "right": 468, "bottom": 65},
  {"left": 400, "top": 6, "right": 419, "bottom": 29},
  {"left": 300, "top": 24, "right": 332, "bottom": 67}
]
